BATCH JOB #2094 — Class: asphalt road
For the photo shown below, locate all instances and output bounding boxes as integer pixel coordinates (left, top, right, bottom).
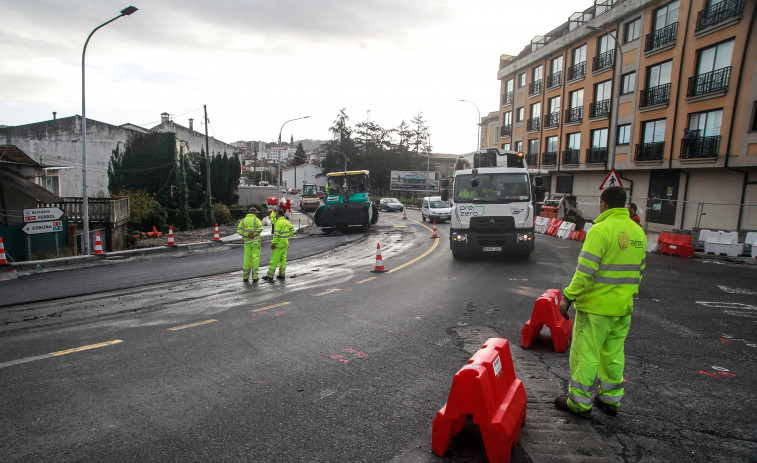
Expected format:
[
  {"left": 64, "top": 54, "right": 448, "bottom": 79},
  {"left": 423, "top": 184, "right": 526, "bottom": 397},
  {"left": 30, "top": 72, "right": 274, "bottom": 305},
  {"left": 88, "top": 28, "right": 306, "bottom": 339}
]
[{"left": 1, "top": 209, "right": 755, "bottom": 462}]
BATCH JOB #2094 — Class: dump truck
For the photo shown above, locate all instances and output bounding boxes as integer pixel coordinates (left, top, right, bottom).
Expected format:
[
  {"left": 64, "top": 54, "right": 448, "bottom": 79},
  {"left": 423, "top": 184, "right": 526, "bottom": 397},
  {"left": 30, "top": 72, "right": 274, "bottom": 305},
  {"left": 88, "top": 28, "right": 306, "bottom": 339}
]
[
  {"left": 314, "top": 170, "right": 379, "bottom": 231},
  {"left": 299, "top": 184, "right": 321, "bottom": 212}
]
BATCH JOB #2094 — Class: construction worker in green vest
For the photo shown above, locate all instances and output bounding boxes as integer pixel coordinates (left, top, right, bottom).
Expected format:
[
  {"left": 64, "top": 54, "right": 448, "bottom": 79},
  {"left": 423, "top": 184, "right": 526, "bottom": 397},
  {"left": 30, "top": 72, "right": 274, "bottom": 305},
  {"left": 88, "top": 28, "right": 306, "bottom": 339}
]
[
  {"left": 554, "top": 186, "right": 646, "bottom": 418},
  {"left": 237, "top": 207, "right": 264, "bottom": 282},
  {"left": 269, "top": 209, "right": 277, "bottom": 233},
  {"left": 263, "top": 209, "right": 295, "bottom": 281}
]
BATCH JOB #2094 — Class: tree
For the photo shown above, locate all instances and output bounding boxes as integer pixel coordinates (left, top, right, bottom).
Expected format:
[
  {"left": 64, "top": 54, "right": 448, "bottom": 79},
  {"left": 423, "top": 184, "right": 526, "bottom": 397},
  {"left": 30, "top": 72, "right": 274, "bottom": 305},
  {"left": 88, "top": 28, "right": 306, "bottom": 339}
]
[
  {"left": 108, "top": 132, "right": 177, "bottom": 206},
  {"left": 293, "top": 143, "right": 307, "bottom": 166}
]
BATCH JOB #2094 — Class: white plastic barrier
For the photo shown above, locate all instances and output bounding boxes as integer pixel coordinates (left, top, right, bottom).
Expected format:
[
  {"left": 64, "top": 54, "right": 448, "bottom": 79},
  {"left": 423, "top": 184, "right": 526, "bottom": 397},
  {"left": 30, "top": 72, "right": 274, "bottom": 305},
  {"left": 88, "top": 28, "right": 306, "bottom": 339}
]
[
  {"left": 583, "top": 223, "right": 593, "bottom": 233},
  {"left": 744, "top": 232, "right": 757, "bottom": 258},
  {"left": 535, "top": 216, "right": 549, "bottom": 234},
  {"left": 704, "top": 231, "right": 744, "bottom": 257},
  {"left": 698, "top": 229, "right": 714, "bottom": 248},
  {"left": 557, "top": 221, "right": 575, "bottom": 239}
]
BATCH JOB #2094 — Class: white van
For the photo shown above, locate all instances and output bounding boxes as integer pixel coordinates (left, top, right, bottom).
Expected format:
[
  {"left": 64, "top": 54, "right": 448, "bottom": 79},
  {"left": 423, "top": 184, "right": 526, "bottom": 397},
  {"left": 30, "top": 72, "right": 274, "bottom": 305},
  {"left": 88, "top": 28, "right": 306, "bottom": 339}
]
[{"left": 421, "top": 196, "right": 452, "bottom": 223}]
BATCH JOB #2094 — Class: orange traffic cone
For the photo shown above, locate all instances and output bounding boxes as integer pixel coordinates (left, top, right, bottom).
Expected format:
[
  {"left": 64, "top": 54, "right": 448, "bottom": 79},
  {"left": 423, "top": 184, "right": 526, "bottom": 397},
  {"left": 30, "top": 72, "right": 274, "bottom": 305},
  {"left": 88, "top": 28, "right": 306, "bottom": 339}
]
[
  {"left": 370, "top": 243, "right": 386, "bottom": 273},
  {"left": 0, "top": 237, "right": 7, "bottom": 264},
  {"left": 167, "top": 226, "right": 176, "bottom": 246},
  {"left": 93, "top": 231, "right": 104, "bottom": 254},
  {"left": 402, "top": 210, "right": 407, "bottom": 220},
  {"left": 431, "top": 222, "right": 439, "bottom": 239},
  {"left": 213, "top": 223, "right": 220, "bottom": 241}
]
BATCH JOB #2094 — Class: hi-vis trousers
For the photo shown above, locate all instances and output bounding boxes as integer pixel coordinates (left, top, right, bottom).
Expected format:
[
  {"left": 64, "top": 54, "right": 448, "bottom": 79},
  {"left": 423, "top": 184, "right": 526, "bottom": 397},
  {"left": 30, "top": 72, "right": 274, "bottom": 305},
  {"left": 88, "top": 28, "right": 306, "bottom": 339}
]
[
  {"left": 567, "top": 310, "right": 631, "bottom": 413},
  {"left": 242, "top": 241, "right": 261, "bottom": 280},
  {"left": 266, "top": 245, "right": 288, "bottom": 277}
]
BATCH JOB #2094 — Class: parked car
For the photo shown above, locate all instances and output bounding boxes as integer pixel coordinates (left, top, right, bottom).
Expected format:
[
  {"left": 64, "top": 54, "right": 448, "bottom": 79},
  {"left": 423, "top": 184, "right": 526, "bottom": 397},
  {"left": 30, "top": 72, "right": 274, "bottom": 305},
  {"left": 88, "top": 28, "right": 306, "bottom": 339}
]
[
  {"left": 288, "top": 188, "right": 298, "bottom": 195},
  {"left": 378, "top": 197, "right": 405, "bottom": 212}
]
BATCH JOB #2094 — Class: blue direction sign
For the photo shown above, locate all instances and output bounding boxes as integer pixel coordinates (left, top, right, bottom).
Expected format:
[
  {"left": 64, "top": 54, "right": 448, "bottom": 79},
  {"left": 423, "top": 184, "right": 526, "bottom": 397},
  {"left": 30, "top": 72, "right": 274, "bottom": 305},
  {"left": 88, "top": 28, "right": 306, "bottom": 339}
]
[{"left": 22, "top": 220, "right": 63, "bottom": 235}]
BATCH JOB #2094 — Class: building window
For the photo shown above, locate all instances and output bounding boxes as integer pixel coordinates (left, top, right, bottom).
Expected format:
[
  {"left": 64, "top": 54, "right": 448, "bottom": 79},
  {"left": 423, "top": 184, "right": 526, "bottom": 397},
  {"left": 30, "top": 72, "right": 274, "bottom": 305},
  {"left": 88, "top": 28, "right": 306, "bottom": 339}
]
[
  {"left": 503, "top": 79, "right": 514, "bottom": 105},
  {"left": 518, "top": 72, "right": 526, "bottom": 88},
  {"left": 502, "top": 142, "right": 511, "bottom": 150},
  {"left": 40, "top": 174, "right": 59, "bottom": 195},
  {"left": 591, "top": 80, "right": 613, "bottom": 118},
  {"left": 528, "top": 139, "right": 539, "bottom": 154},
  {"left": 528, "top": 102, "right": 541, "bottom": 131},
  {"left": 568, "top": 44, "right": 587, "bottom": 80},
  {"left": 593, "top": 33, "right": 616, "bottom": 72},
  {"left": 530, "top": 65, "right": 543, "bottom": 95},
  {"left": 567, "top": 132, "right": 581, "bottom": 151},
  {"left": 643, "top": 119, "right": 667, "bottom": 144},
  {"left": 566, "top": 89, "right": 584, "bottom": 123},
  {"left": 688, "top": 39, "right": 734, "bottom": 97},
  {"left": 641, "top": 60, "right": 672, "bottom": 107},
  {"left": 588, "top": 128, "right": 608, "bottom": 163},
  {"left": 556, "top": 175, "right": 573, "bottom": 194},
  {"left": 637, "top": 118, "right": 667, "bottom": 161},
  {"left": 515, "top": 140, "right": 523, "bottom": 152},
  {"left": 646, "top": 1, "right": 680, "bottom": 52},
  {"left": 617, "top": 124, "right": 631, "bottom": 145},
  {"left": 546, "top": 136, "right": 558, "bottom": 153},
  {"left": 696, "top": 0, "right": 747, "bottom": 32},
  {"left": 624, "top": 17, "right": 641, "bottom": 43},
  {"left": 548, "top": 56, "right": 563, "bottom": 88},
  {"left": 516, "top": 107, "right": 524, "bottom": 122},
  {"left": 621, "top": 72, "right": 636, "bottom": 94},
  {"left": 546, "top": 96, "right": 561, "bottom": 127}
]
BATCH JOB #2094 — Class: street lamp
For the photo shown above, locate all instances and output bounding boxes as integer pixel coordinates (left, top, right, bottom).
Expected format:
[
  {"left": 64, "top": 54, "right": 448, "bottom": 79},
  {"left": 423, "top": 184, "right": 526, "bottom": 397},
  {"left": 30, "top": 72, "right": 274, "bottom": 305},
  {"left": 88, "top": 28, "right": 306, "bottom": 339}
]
[
  {"left": 277, "top": 115, "right": 310, "bottom": 204},
  {"left": 459, "top": 99, "right": 481, "bottom": 151},
  {"left": 81, "top": 6, "right": 138, "bottom": 255},
  {"left": 587, "top": 25, "right": 622, "bottom": 171}
]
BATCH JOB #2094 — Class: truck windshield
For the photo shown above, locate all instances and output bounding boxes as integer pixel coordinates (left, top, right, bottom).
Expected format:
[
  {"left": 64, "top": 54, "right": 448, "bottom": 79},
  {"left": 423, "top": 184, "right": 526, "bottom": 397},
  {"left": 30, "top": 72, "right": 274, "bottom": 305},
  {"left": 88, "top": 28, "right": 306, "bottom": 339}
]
[{"left": 454, "top": 173, "right": 530, "bottom": 203}]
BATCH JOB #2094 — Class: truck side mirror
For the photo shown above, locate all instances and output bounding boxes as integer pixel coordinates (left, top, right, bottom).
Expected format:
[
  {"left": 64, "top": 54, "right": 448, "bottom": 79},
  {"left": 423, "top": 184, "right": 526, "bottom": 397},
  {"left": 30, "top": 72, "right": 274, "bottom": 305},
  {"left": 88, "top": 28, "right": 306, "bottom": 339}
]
[{"left": 441, "top": 190, "right": 449, "bottom": 201}]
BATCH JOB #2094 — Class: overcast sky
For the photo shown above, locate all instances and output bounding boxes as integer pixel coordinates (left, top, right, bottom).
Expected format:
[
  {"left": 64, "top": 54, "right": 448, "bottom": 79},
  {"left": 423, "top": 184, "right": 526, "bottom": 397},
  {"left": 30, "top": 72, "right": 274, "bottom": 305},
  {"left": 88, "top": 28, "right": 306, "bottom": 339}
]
[{"left": 1, "top": 0, "right": 591, "bottom": 154}]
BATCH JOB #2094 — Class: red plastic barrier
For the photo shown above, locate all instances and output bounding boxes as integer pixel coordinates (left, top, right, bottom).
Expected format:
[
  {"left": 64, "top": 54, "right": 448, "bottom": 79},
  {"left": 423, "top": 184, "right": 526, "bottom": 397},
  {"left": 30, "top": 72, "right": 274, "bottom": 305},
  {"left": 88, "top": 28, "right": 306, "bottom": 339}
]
[
  {"left": 546, "top": 219, "right": 562, "bottom": 236},
  {"left": 520, "top": 289, "right": 572, "bottom": 353},
  {"left": 266, "top": 196, "right": 278, "bottom": 205},
  {"left": 432, "top": 338, "right": 527, "bottom": 463},
  {"left": 569, "top": 230, "right": 586, "bottom": 241},
  {"left": 658, "top": 232, "right": 694, "bottom": 258}
]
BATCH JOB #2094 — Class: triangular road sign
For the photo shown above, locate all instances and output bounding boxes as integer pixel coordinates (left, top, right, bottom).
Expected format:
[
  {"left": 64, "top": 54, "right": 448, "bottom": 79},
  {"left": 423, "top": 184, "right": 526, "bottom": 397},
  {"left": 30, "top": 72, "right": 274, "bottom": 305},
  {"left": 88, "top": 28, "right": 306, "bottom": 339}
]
[{"left": 599, "top": 169, "right": 623, "bottom": 190}]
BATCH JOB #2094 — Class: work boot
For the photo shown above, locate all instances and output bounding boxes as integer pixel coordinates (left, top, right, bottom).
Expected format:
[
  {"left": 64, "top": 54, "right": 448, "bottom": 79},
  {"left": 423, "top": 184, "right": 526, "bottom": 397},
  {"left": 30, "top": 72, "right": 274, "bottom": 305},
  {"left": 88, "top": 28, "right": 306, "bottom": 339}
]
[
  {"left": 554, "top": 396, "right": 591, "bottom": 418},
  {"left": 594, "top": 396, "right": 619, "bottom": 416},
  {"left": 262, "top": 275, "right": 273, "bottom": 281},
  {"left": 276, "top": 274, "right": 285, "bottom": 280},
  {"left": 252, "top": 277, "right": 259, "bottom": 282},
  {"left": 243, "top": 277, "right": 249, "bottom": 282}
]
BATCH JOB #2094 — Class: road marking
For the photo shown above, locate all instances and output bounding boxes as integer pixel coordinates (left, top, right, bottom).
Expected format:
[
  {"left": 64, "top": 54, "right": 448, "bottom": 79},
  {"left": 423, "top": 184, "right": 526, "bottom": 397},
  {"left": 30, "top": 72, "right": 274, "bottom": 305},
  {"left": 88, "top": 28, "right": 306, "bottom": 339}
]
[
  {"left": 314, "top": 289, "right": 343, "bottom": 296},
  {"left": 49, "top": 339, "right": 124, "bottom": 356},
  {"left": 251, "top": 302, "right": 291, "bottom": 313},
  {"left": 387, "top": 238, "right": 438, "bottom": 274},
  {"left": 392, "top": 225, "right": 408, "bottom": 228},
  {"left": 356, "top": 277, "right": 376, "bottom": 284},
  {"left": 168, "top": 319, "right": 217, "bottom": 331}
]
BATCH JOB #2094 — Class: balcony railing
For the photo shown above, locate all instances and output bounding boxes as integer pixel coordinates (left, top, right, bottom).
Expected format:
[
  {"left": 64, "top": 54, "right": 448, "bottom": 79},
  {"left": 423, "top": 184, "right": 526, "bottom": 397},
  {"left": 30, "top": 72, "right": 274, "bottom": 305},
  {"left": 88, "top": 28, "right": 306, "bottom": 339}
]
[
  {"left": 639, "top": 83, "right": 671, "bottom": 107},
  {"left": 527, "top": 117, "right": 540, "bottom": 132},
  {"left": 529, "top": 80, "right": 542, "bottom": 96},
  {"left": 645, "top": 22, "right": 678, "bottom": 52},
  {"left": 562, "top": 149, "right": 580, "bottom": 165},
  {"left": 564, "top": 106, "right": 583, "bottom": 124},
  {"left": 544, "top": 111, "right": 560, "bottom": 128},
  {"left": 681, "top": 135, "right": 720, "bottom": 159},
  {"left": 635, "top": 142, "right": 665, "bottom": 162},
  {"left": 589, "top": 99, "right": 612, "bottom": 118},
  {"left": 696, "top": 0, "right": 745, "bottom": 32},
  {"left": 547, "top": 71, "right": 562, "bottom": 89},
  {"left": 526, "top": 153, "right": 538, "bottom": 166},
  {"left": 542, "top": 152, "right": 557, "bottom": 165},
  {"left": 38, "top": 197, "right": 130, "bottom": 224},
  {"left": 687, "top": 67, "right": 731, "bottom": 97},
  {"left": 502, "top": 91, "right": 513, "bottom": 106},
  {"left": 586, "top": 147, "right": 607, "bottom": 164},
  {"left": 500, "top": 124, "right": 512, "bottom": 137},
  {"left": 567, "top": 62, "right": 586, "bottom": 81},
  {"left": 592, "top": 50, "right": 615, "bottom": 72}
]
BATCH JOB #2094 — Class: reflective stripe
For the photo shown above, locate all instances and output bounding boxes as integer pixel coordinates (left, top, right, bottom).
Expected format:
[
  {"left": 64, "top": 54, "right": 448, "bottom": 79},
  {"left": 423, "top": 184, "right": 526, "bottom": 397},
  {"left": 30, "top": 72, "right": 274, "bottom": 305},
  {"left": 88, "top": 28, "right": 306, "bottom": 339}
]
[
  {"left": 640, "top": 258, "right": 646, "bottom": 267},
  {"left": 593, "top": 276, "right": 640, "bottom": 285},
  {"left": 576, "top": 264, "right": 596, "bottom": 276},
  {"left": 570, "top": 380, "right": 593, "bottom": 393},
  {"left": 600, "top": 380, "right": 624, "bottom": 391},
  {"left": 598, "top": 394, "right": 623, "bottom": 403},
  {"left": 567, "top": 393, "right": 593, "bottom": 404},
  {"left": 598, "top": 263, "right": 642, "bottom": 272},
  {"left": 579, "top": 251, "right": 601, "bottom": 264}
]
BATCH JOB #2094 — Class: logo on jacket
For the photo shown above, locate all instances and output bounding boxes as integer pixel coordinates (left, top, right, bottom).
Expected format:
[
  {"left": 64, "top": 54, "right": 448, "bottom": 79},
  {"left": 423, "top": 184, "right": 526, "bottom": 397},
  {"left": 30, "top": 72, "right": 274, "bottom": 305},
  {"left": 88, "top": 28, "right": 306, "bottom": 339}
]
[{"left": 618, "top": 231, "right": 630, "bottom": 250}]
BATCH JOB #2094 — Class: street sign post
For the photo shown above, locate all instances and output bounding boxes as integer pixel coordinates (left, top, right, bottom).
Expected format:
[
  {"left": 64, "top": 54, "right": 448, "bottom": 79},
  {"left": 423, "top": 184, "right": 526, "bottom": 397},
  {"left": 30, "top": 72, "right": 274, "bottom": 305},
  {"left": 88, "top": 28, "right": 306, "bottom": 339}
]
[
  {"left": 22, "top": 221, "right": 63, "bottom": 235},
  {"left": 23, "top": 207, "right": 64, "bottom": 222},
  {"left": 599, "top": 169, "right": 623, "bottom": 190}
]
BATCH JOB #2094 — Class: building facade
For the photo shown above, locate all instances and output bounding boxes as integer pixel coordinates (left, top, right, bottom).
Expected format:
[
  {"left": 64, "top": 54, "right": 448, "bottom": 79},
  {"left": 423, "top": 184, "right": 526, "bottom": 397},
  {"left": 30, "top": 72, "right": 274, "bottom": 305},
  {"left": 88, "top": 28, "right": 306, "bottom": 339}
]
[{"left": 497, "top": 0, "right": 756, "bottom": 231}]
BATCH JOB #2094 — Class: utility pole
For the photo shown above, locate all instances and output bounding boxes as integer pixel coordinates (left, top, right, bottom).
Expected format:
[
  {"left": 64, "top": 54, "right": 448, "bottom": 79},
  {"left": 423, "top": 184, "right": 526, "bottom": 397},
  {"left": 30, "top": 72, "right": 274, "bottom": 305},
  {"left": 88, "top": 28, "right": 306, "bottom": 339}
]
[{"left": 204, "top": 105, "right": 212, "bottom": 223}]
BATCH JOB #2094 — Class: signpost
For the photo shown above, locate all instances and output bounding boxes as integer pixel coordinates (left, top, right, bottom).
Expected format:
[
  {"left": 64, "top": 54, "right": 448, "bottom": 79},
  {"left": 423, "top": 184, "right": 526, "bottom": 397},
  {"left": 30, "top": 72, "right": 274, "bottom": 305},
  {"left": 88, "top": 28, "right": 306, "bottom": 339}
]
[
  {"left": 22, "top": 208, "right": 66, "bottom": 259},
  {"left": 23, "top": 207, "right": 64, "bottom": 222},
  {"left": 22, "top": 221, "right": 63, "bottom": 234},
  {"left": 599, "top": 169, "right": 623, "bottom": 190}
]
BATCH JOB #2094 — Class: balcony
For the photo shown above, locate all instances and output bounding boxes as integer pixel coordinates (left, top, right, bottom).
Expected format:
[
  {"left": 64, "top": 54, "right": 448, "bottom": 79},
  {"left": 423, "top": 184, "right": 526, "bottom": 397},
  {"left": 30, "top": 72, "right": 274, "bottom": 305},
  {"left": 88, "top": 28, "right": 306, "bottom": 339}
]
[
  {"left": 687, "top": 67, "right": 731, "bottom": 98},
  {"left": 544, "top": 111, "right": 560, "bottom": 128},
  {"left": 526, "top": 152, "right": 538, "bottom": 166},
  {"left": 547, "top": 71, "right": 562, "bottom": 89},
  {"left": 635, "top": 142, "right": 665, "bottom": 162},
  {"left": 500, "top": 124, "right": 512, "bottom": 137},
  {"left": 527, "top": 117, "right": 540, "bottom": 132},
  {"left": 681, "top": 135, "right": 720, "bottom": 159},
  {"left": 586, "top": 147, "right": 607, "bottom": 164},
  {"left": 639, "top": 83, "right": 671, "bottom": 108},
  {"left": 592, "top": 50, "right": 615, "bottom": 73},
  {"left": 529, "top": 80, "right": 542, "bottom": 96},
  {"left": 645, "top": 22, "right": 678, "bottom": 52},
  {"left": 589, "top": 99, "right": 612, "bottom": 118},
  {"left": 542, "top": 151, "right": 557, "bottom": 166},
  {"left": 696, "top": 0, "right": 745, "bottom": 32},
  {"left": 502, "top": 91, "right": 513, "bottom": 106},
  {"left": 564, "top": 107, "right": 583, "bottom": 124},
  {"left": 567, "top": 62, "right": 586, "bottom": 81},
  {"left": 562, "top": 149, "right": 580, "bottom": 165}
]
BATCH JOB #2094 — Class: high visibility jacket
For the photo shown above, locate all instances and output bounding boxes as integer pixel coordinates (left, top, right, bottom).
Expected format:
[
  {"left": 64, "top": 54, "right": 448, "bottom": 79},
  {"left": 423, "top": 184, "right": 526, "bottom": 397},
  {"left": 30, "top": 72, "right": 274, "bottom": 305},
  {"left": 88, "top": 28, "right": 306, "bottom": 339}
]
[
  {"left": 237, "top": 214, "right": 263, "bottom": 244},
  {"left": 269, "top": 211, "right": 277, "bottom": 224},
  {"left": 563, "top": 208, "right": 647, "bottom": 317},
  {"left": 272, "top": 217, "right": 294, "bottom": 248},
  {"left": 458, "top": 188, "right": 476, "bottom": 198}
]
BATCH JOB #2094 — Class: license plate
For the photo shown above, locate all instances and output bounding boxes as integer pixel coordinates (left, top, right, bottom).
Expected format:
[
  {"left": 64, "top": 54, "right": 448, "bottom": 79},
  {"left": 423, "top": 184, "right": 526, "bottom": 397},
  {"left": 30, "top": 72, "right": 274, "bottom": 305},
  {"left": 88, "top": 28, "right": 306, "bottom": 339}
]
[{"left": 483, "top": 247, "right": 502, "bottom": 252}]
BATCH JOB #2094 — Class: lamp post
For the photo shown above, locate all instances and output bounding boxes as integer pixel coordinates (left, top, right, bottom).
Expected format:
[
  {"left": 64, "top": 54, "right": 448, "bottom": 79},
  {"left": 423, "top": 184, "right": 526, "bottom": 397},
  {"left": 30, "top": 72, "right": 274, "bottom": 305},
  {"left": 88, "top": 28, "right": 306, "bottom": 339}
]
[
  {"left": 81, "top": 6, "right": 138, "bottom": 255},
  {"left": 587, "top": 25, "right": 622, "bottom": 171},
  {"left": 277, "top": 115, "right": 310, "bottom": 204},
  {"left": 459, "top": 99, "right": 481, "bottom": 151}
]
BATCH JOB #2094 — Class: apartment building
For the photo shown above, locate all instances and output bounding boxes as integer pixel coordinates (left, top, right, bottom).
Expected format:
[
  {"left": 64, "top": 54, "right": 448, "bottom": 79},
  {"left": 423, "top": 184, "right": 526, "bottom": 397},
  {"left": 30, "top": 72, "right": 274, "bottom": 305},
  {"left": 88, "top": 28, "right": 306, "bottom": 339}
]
[{"left": 497, "top": 0, "right": 756, "bottom": 231}]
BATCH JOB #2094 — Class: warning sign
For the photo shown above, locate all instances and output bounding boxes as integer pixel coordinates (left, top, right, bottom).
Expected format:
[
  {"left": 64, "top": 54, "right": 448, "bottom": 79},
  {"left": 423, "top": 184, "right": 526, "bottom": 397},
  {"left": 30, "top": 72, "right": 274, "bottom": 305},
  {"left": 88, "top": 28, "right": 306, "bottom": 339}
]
[{"left": 599, "top": 169, "right": 623, "bottom": 190}]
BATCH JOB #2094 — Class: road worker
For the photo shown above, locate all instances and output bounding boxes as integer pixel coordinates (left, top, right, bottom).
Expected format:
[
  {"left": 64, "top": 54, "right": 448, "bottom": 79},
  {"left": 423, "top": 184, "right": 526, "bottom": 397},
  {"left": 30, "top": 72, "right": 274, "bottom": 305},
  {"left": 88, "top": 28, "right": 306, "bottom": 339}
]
[
  {"left": 269, "top": 209, "right": 277, "bottom": 233},
  {"left": 237, "top": 207, "right": 264, "bottom": 282},
  {"left": 555, "top": 186, "right": 646, "bottom": 418},
  {"left": 263, "top": 209, "right": 295, "bottom": 281}
]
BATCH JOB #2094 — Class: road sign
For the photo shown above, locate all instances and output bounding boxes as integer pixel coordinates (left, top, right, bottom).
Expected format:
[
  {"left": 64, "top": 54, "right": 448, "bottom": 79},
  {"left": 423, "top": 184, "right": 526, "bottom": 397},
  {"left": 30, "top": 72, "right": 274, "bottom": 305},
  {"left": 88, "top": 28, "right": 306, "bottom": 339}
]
[
  {"left": 599, "top": 169, "right": 623, "bottom": 190},
  {"left": 22, "top": 220, "right": 63, "bottom": 235},
  {"left": 23, "top": 207, "right": 64, "bottom": 222}
]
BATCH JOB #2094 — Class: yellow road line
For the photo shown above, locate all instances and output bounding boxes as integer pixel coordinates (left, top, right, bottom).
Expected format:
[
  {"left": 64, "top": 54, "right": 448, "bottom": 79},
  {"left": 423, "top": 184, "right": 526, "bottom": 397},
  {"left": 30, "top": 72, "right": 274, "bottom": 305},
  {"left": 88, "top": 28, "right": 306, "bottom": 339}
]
[
  {"left": 387, "top": 237, "right": 439, "bottom": 273},
  {"left": 314, "top": 289, "right": 343, "bottom": 296},
  {"left": 168, "top": 319, "right": 218, "bottom": 331},
  {"left": 356, "top": 277, "right": 376, "bottom": 284},
  {"left": 251, "top": 302, "right": 291, "bottom": 313},
  {"left": 49, "top": 339, "right": 123, "bottom": 356}
]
